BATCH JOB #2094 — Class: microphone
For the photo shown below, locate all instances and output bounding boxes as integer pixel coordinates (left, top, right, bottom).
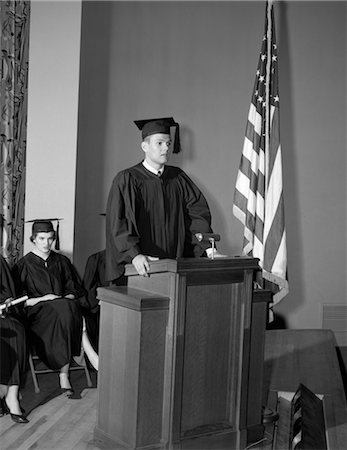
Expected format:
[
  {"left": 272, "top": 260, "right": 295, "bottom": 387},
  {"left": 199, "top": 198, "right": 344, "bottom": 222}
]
[
  {"left": 195, "top": 233, "right": 221, "bottom": 260},
  {"left": 195, "top": 233, "right": 221, "bottom": 243}
]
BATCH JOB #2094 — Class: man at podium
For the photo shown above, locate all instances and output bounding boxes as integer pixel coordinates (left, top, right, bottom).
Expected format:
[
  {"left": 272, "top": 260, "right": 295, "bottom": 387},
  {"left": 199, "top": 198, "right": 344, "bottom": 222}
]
[
  {"left": 98, "top": 120, "right": 267, "bottom": 449},
  {"left": 105, "top": 116, "right": 223, "bottom": 283}
]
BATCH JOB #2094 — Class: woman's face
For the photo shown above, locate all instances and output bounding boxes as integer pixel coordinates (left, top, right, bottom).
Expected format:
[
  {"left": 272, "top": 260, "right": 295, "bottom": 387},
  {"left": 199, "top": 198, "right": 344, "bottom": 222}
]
[{"left": 32, "top": 231, "right": 55, "bottom": 254}]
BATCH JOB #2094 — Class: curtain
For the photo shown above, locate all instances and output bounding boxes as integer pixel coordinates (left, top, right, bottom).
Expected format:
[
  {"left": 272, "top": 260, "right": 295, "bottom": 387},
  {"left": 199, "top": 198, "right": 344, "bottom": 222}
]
[{"left": 0, "top": 1, "right": 30, "bottom": 266}]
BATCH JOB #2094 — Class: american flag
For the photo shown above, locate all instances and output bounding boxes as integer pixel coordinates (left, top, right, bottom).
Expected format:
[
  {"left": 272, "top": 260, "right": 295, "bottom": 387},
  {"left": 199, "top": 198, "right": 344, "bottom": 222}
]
[{"left": 233, "top": 1, "right": 289, "bottom": 305}]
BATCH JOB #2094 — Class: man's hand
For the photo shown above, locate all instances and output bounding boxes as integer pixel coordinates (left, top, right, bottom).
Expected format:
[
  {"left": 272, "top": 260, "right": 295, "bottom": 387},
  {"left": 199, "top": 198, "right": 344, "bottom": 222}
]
[
  {"left": 132, "top": 254, "right": 150, "bottom": 276},
  {"left": 132, "top": 254, "right": 159, "bottom": 276},
  {"left": 206, "top": 248, "right": 229, "bottom": 259}
]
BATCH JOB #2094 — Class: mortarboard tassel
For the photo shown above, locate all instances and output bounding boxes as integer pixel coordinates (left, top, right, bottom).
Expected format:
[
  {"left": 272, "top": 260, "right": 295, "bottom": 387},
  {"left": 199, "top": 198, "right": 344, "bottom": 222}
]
[
  {"left": 173, "top": 123, "right": 181, "bottom": 154},
  {"left": 55, "top": 220, "right": 60, "bottom": 250}
]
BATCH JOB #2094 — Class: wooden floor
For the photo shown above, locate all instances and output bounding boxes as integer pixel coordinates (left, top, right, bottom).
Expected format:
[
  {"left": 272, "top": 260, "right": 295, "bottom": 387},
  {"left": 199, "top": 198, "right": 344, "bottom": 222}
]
[
  {"left": 1, "top": 330, "right": 346, "bottom": 450},
  {"left": 0, "top": 372, "right": 272, "bottom": 450},
  {"left": 0, "top": 388, "right": 100, "bottom": 449},
  {"left": 0, "top": 369, "right": 109, "bottom": 450}
]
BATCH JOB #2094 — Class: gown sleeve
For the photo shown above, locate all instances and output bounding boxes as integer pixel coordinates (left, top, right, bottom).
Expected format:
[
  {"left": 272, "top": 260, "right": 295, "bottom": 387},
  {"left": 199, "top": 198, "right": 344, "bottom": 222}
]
[
  {"left": 179, "top": 171, "right": 214, "bottom": 256},
  {"left": 1, "top": 256, "right": 26, "bottom": 318},
  {"left": 105, "top": 170, "right": 142, "bottom": 280},
  {"left": 0, "top": 256, "right": 15, "bottom": 302},
  {"left": 81, "top": 250, "right": 107, "bottom": 313},
  {"left": 11, "top": 259, "right": 27, "bottom": 298},
  {"left": 59, "top": 254, "right": 86, "bottom": 299}
]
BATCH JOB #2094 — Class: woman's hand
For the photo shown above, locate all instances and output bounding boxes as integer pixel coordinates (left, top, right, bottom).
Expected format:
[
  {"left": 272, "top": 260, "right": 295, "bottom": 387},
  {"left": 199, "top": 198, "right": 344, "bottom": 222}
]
[
  {"left": 25, "top": 294, "right": 60, "bottom": 307},
  {"left": 0, "top": 297, "right": 13, "bottom": 317},
  {"left": 42, "top": 294, "right": 60, "bottom": 301}
]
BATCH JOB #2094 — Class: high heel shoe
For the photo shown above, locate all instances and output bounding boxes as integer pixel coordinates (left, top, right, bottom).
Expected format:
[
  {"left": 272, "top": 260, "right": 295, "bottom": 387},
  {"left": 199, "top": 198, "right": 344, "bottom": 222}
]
[
  {"left": 60, "top": 388, "right": 74, "bottom": 397},
  {"left": 59, "top": 372, "right": 74, "bottom": 397},
  {"left": 2, "top": 398, "right": 29, "bottom": 424},
  {"left": 2, "top": 398, "right": 26, "bottom": 414}
]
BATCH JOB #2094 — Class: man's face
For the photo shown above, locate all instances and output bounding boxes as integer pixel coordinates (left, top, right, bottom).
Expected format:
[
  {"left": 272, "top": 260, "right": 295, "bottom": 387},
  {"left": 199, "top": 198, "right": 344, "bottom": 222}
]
[{"left": 142, "top": 133, "right": 172, "bottom": 169}]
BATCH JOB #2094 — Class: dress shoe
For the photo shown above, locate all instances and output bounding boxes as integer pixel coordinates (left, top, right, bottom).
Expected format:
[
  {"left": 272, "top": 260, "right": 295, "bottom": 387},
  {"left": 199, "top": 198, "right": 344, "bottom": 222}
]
[
  {"left": 1, "top": 399, "right": 29, "bottom": 424},
  {"left": 8, "top": 412, "right": 29, "bottom": 424}
]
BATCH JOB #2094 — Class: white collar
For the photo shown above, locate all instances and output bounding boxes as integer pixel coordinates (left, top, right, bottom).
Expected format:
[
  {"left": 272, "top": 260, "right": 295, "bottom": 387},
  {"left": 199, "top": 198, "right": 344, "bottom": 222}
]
[{"left": 142, "top": 160, "right": 165, "bottom": 176}]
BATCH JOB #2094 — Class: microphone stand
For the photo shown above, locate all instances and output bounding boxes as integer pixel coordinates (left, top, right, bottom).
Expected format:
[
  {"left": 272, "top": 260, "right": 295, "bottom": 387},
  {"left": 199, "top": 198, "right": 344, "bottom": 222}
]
[
  {"left": 209, "top": 237, "right": 216, "bottom": 260},
  {"left": 195, "top": 233, "right": 221, "bottom": 260}
]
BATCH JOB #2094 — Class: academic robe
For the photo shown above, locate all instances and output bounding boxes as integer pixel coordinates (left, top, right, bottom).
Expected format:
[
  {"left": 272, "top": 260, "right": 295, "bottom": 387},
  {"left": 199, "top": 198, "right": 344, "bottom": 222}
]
[
  {"left": 12, "top": 251, "right": 84, "bottom": 370},
  {"left": 80, "top": 249, "right": 107, "bottom": 352},
  {"left": 106, "top": 162, "right": 213, "bottom": 281},
  {"left": 0, "top": 255, "right": 27, "bottom": 386}
]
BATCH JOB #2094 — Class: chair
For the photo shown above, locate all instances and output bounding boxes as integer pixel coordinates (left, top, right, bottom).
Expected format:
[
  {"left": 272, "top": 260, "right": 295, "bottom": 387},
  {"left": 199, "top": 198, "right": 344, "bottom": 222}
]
[{"left": 28, "top": 347, "right": 93, "bottom": 394}]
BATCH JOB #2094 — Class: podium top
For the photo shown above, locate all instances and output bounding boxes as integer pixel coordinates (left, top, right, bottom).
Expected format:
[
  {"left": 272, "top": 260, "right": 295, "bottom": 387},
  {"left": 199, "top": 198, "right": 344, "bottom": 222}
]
[{"left": 124, "top": 256, "right": 260, "bottom": 277}]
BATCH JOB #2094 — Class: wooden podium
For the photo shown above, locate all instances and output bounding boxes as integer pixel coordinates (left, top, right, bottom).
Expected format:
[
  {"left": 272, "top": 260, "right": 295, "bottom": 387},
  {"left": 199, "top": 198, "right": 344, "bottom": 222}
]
[{"left": 94, "top": 257, "right": 270, "bottom": 450}]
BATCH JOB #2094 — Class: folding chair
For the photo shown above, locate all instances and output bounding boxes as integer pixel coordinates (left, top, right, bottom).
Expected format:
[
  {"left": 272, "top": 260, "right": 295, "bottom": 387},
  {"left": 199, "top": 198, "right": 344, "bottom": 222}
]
[{"left": 28, "top": 348, "right": 93, "bottom": 394}]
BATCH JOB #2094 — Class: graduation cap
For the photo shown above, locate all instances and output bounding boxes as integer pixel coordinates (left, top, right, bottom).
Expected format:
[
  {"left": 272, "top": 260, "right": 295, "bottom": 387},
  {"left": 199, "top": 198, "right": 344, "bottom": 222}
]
[
  {"left": 26, "top": 218, "right": 63, "bottom": 250},
  {"left": 134, "top": 116, "right": 181, "bottom": 153}
]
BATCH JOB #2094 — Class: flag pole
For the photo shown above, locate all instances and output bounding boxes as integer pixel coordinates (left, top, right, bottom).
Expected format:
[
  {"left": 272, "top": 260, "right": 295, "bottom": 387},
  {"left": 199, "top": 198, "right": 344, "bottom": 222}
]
[
  {"left": 256, "top": 0, "right": 273, "bottom": 291},
  {"left": 265, "top": 0, "right": 273, "bottom": 201}
]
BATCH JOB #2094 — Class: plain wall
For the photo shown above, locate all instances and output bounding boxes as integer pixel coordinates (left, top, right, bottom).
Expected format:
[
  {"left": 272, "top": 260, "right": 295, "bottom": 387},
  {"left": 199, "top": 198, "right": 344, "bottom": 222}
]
[
  {"left": 25, "top": 0, "right": 82, "bottom": 259},
  {"left": 71, "top": 1, "right": 345, "bottom": 330}
]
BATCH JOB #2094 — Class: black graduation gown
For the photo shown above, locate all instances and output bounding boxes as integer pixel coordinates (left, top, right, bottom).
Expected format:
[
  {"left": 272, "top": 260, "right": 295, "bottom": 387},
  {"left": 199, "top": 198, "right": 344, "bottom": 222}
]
[
  {"left": 12, "top": 251, "right": 84, "bottom": 370},
  {"left": 0, "top": 255, "right": 27, "bottom": 386},
  {"left": 106, "top": 163, "right": 213, "bottom": 281},
  {"left": 80, "top": 249, "right": 107, "bottom": 352}
]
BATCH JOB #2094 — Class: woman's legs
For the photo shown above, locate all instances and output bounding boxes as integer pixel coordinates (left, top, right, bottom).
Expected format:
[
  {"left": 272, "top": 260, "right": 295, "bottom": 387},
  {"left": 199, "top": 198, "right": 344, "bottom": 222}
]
[
  {"left": 2, "top": 384, "right": 21, "bottom": 415},
  {"left": 0, "top": 384, "right": 29, "bottom": 423},
  {"left": 59, "top": 363, "right": 72, "bottom": 390},
  {"left": 27, "top": 299, "right": 82, "bottom": 371}
]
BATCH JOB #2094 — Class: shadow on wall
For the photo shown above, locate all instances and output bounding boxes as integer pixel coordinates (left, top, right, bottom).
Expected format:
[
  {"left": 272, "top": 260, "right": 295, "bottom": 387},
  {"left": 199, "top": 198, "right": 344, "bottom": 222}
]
[
  {"left": 177, "top": 125, "right": 238, "bottom": 257},
  {"left": 267, "top": 313, "right": 287, "bottom": 330},
  {"left": 74, "top": 2, "right": 113, "bottom": 275},
  {"left": 276, "top": 2, "right": 305, "bottom": 317}
]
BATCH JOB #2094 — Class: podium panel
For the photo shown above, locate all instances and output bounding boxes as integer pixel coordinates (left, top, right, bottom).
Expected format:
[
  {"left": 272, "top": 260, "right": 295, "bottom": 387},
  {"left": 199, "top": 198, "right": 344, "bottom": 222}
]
[
  {"left": 95, "top": 257, "right": 270, "bottom": 450},
  {"left": 180, "top": 284, "right": 234, "bottom": 432}
]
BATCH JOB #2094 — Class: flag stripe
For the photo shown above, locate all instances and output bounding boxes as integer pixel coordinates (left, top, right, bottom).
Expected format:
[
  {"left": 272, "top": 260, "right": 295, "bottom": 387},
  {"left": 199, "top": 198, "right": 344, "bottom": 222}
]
[
  {"left": 267, "top": 107, "right": 280, "bottom": 181},
  {"left": 264, "top": 149, "right": 283, "bottom": 237},
  {"left": 264, "top": 191, "right": 284, "bottom": 268}
]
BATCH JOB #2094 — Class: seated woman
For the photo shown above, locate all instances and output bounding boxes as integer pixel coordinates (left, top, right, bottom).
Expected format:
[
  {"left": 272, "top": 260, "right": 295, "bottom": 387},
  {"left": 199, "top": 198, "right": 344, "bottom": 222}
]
[
  {"left": 0, "top": 254, "right": 29, "bottom": 423},
  {"left": 12, "top": 219, "right": 85, "bottom": 396}
]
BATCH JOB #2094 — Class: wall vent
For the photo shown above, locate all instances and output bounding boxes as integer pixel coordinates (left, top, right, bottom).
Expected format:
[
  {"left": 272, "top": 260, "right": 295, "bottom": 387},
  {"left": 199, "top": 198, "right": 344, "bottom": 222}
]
[{"left": 322, "top": 304, "right": 347, "bottom": 347}]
